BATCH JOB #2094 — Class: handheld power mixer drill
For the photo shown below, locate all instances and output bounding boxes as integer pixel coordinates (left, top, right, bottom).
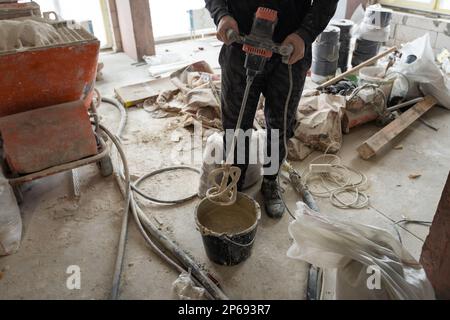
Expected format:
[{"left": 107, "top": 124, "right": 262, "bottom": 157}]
[{"left": 206, "top": 7, "right": 295, "bottom": 206}]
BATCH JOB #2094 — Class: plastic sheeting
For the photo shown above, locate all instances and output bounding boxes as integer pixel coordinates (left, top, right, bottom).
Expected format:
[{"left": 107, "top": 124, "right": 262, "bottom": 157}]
[
  {"left": 287, "top": 202, "right": 435, "bottom": 300},
  {"left": 391, "top": 34, "right": 450, "bottom": 110},
  {"left": 172, "top": 272, "right": 206, "bottom": 300},
  {"left": 352, "top": 4, "right": 392, "bottom": 43}
]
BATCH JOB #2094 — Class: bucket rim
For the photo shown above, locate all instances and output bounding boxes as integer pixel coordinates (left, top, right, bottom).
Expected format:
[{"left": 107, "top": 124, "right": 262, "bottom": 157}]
[{"left": 195, "top": 192, "right": 261, "bottom": 238}]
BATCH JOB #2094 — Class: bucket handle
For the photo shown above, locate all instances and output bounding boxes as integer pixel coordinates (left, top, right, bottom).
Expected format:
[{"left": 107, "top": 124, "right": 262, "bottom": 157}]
[{"left": 220, "top": 235, "right": 256, "bottom": 248}]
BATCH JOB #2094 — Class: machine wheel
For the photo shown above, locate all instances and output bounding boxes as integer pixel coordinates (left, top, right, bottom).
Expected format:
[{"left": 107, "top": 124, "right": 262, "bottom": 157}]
[{"left": 97, "top": 155, "right": 113, "bottom": 177}]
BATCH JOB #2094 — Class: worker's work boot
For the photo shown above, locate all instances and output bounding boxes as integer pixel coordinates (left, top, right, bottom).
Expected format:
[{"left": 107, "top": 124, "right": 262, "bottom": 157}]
[{"left": 261, "top": 178, "right": 285, "bottom": 219}]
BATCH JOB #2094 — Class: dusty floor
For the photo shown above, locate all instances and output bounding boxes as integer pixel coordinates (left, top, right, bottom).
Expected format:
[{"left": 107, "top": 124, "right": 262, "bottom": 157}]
[{"left": 1, "top": 37, "right": 449, "bottom": 300}]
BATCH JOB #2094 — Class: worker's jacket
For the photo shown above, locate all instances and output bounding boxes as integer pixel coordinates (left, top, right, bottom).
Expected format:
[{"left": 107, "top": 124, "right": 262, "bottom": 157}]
[{"left": 205, "top": 0, "right": 339, "bottom": 45}]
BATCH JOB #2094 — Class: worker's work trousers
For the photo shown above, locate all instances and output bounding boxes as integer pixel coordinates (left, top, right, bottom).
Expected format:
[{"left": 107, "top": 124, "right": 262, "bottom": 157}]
[{"left": 220, "top": 44, "right": 311, "bottom": 190}]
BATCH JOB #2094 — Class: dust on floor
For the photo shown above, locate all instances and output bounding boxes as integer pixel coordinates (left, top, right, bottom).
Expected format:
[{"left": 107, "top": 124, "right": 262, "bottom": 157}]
[{"left": 1, "top": 39, "right": 449, "bottom": 299}]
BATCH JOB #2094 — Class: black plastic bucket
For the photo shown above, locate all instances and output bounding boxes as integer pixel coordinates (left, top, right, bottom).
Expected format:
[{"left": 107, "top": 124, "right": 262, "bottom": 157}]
[
  {"left": 195, "top": 193, "right": 261, "bottom": 266},
  {"left": 352, "top": 38, "right": 382, "bottom": 67}
]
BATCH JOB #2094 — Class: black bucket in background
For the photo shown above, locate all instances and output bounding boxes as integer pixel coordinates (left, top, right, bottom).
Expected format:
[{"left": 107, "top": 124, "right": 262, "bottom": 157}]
[
  {"left": 311, "top": 25, "right": 341, "bottom": 83},
  {"left": 364, "top": 7, "right": 393, "bottom": 28},
  {"left": 195, "top": 193, "right": 261, "bottom": 266},
  {"left": 331, "top": 19, "right": 354, "bottom": 72},
  {"left": 352, "top": 38, "right": 382, "bottom": 67}
]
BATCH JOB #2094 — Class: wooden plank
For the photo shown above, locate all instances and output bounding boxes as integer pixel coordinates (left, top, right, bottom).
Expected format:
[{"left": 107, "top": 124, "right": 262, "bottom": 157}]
[
  {"left": 115, "top": 0, "right": 155, "bottom": 61},
  {"left": 108, "top": 0, "right": 123, "bottom": 52},
  {"left": 114, "top": 77, "right": 177, "bottom": 108},
  {"left": 130, "top": 0, "right": 155, "bottom": 59},
  {"left": 357, "top": 96, "right": 438, "bottom": 160}
]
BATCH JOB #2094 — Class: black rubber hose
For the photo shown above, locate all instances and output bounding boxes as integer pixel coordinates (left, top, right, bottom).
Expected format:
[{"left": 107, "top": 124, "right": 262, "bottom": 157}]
[{"left": 98, "top": 98, "right": 228, "bottom": 300}]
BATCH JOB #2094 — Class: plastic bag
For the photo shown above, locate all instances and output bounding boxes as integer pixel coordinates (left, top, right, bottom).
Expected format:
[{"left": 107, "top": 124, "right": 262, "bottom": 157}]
[
  {"left": 392, "top": 34, "right": 450, "bottom": 109},
  {"left": 198, "top": 131, "right": 264, "bottom": 198},
  {"left": 172, "top": 272, "right": 206, "bottom": 300},
  {"left": 352, "top": 4, "right": 392, "bottom": 42},
  {"left": 0, "top": 175, "right": 22, "bottom": 256},
  {"left": 287, "top": 202, "right": 435, "bottom": 300}
]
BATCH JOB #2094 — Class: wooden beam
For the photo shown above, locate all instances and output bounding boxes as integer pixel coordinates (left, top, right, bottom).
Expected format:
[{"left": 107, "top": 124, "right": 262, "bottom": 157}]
[
  {"left": 114, "top": 77, "right": 177, "bottom": 108},
  {"left": 357, "top": 96, "right": 438, "bottom": 160},
  {"left": 107, "top": 0, "right": 123, "bottom": 52},
  {"left": 115, "top": 0, "right": 155, "bottom": 61}
]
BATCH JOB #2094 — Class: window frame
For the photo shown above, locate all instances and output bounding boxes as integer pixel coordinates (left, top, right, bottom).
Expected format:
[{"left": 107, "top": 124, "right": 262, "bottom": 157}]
[
  {"left": 380, "top": 0, "right": 450, "bottom": 14},
  {"left": 436, "top": 0, "right": 450, "bottom": 13}
]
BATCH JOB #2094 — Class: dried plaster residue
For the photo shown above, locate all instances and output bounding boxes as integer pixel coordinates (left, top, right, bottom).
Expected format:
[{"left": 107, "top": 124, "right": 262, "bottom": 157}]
[{"left": 0, "top": 19, "right": 63, "bottom": 52}]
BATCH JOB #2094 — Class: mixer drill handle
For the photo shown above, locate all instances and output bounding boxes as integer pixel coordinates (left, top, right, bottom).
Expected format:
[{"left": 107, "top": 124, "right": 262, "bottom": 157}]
[
  {"left": 226, "top": 29, "right": 293, "bottom": 64},
  {"left": 226, "top": 29, "right": 243, "bottom": 44},
  {"left": 276, "top": 44, "right": 294, "bottom": 64}
]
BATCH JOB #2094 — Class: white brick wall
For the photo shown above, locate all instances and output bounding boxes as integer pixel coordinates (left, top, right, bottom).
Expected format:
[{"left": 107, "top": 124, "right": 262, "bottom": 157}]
[
  {"left": 395, "top": 24, "right": 438, "bottom": 46},
  {"left": 388, "top": 10, "right": 450, "bottom": 51},
  {"left": 436, "top": 32, "right": 450, "bottom": 50}
]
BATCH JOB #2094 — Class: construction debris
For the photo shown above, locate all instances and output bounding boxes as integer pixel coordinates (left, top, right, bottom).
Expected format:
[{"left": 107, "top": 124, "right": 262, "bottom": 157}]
[
  {"left": 288, "top": 202, "right": 435, "bottom": 300},
  {"left": 289, "top": 93, "right": 346, "bottom": 157},
  {"left": 115, "top": 77, "right": 177, "bottom": 108},
  {"left": 0, "top": 19, "right": 63, "bottom": 52},
  {"left": 173, "top": 272, "right": 206, "bottom": 300},
  {"left": 317, "top": 46, "right": 398, "bottom": 90},
  {"left": 144, "top": 51, "right": 192, "bottom": 77},
  {"left": 357, "top": 96, "right": 438, "bottom": 160},
  {"left": 343, "top": 84, "right": 390, "bottom": 131},
  {"left": 150, "top": 61, "right": 222, "bottom": 129},
  {"left": 115, "top": 61, "right": 222, "bottom": 129},
  {"left": 392, "top": 34, "right": 450, "bottom": 110}
]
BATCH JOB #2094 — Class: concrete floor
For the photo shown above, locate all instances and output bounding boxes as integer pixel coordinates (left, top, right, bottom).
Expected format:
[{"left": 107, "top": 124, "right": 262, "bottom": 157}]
[{"left": 1, "top": 37, "right": 449, "bottom": 300}]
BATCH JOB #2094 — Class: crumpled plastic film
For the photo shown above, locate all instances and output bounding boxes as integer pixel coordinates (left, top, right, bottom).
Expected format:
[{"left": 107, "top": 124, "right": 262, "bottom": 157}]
[
  {"left": 391, "top": 34, "right": 450, "bottom": 109},
  {"left": 352, "top": 4, "right": 392, "bottom": 43},
  {"left": 287, "top": 202, "right": 435, "bottom": 300}
]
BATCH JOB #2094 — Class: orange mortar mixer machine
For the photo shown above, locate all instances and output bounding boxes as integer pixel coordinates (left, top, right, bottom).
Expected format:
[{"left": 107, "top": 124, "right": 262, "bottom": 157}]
[{"left": 0, "top": 10, "right": 112, "bottom": 202}]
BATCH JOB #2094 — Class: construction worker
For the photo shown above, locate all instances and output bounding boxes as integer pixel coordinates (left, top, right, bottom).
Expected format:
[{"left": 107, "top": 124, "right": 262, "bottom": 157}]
[{"left": 205, "top": 0, "right": 338, "bottom": 218}]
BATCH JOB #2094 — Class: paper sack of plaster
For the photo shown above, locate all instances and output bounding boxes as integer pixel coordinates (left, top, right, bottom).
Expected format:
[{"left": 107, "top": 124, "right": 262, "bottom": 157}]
[{"left": 290, "top": 94, "right": 346, "bottom": 155}]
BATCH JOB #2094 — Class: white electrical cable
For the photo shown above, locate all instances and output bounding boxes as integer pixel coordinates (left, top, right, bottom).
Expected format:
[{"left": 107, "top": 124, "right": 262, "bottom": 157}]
[{"left": 301, "top": 143, "right": 370, "bottom": 210}]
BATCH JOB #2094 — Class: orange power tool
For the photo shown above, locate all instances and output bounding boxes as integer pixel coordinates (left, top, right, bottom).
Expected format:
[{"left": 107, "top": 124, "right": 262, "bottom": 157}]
[{"left": 227, "top": 7, "right": 294, "bottom": 77}]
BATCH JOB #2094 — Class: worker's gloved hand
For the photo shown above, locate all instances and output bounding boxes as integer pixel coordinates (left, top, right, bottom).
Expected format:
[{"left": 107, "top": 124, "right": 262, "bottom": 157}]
[
  {"left": 217, "top": 15, "right": 239, "bottom": 45},
  {"left": 282, "top": 33, "right": 305, "bottom": 65}
]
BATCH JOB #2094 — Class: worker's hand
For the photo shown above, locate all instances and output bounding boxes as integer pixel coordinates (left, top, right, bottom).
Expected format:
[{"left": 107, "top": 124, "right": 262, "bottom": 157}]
[
  {"left": 217, "top": 15, "right": 239, "bottom": 45},
  {"left": 282, "top": 33, "right": 305, "bottom": 65}
]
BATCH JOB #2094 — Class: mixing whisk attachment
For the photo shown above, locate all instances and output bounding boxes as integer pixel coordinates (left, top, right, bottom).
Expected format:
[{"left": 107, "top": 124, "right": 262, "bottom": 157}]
[{"left": 206, "top": 164, "right": 241, "bottom": 206}]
